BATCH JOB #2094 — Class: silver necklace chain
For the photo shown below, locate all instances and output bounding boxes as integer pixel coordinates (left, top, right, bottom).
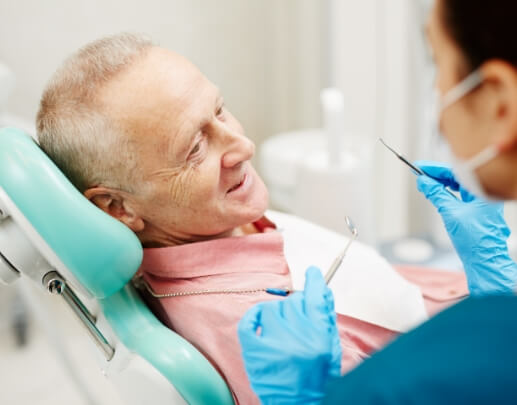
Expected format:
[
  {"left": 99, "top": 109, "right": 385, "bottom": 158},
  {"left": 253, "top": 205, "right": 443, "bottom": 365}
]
[{"left": 133, "top": 276, "right": 291, "bottom": 299}]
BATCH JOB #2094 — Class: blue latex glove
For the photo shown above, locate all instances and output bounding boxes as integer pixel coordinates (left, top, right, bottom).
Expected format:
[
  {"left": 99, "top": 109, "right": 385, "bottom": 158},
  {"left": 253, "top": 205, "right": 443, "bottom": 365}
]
[
  {"left": 416, "top": 161, "right": 517, "bottom": 295},
  {"left": 238, "top": 267, "right": 342, "bottom": 405}
]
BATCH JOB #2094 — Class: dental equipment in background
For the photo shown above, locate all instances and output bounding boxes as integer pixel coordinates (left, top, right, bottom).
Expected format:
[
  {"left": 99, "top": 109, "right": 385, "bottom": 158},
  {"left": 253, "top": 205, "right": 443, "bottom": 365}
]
[
  {"left": 378, "top": 138, "right": 458, "bottom": 199},
  {"left": 324, "top": 216, "right": 358, "bottom": 285}
]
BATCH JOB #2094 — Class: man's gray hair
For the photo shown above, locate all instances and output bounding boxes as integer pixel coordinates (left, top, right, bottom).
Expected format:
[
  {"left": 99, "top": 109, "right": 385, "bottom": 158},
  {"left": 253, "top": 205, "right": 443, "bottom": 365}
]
[{"left": 37, "top": 33, "right": 154, "bottom": 192}]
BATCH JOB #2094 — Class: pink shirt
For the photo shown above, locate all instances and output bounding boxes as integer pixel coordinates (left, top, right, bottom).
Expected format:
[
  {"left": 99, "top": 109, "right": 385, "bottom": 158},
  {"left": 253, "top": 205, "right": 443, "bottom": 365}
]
[{"left": 140, "top": 219, "right": 468, "bottom": 405}]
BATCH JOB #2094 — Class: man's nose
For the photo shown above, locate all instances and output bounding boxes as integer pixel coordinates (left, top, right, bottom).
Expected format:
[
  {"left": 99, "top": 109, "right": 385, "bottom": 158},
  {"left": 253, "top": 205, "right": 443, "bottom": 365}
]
[{"left": 219, "top": 126, "right": 255, "bottom": 169}]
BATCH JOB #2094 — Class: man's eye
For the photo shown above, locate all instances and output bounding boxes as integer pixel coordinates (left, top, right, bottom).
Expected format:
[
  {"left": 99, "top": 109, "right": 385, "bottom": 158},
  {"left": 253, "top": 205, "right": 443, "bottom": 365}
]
[
  {"left": 189, "top": 142, "right": 201, "bottom": 157},
  {"left": 216, "top": 105, "right": 225, "bottom": 117}
]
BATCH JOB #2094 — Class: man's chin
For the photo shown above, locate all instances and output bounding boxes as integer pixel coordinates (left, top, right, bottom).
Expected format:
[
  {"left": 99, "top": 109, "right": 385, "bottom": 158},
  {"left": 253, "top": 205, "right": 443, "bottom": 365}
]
[
  {"left": 249, "top": 180, "right": 269, "bottom": 220},
  {"left": 222, "top": 171, "right": 269, "bottom": 228},
  {"left": 232, "top": 196, "right": 269, "bottom": 230}
]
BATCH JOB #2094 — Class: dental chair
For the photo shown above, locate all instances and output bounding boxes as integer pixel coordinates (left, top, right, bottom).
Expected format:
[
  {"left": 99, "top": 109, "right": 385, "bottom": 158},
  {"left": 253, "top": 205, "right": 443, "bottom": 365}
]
[{"left": 0, "top": 127, "right": 234, "bottom": 405}]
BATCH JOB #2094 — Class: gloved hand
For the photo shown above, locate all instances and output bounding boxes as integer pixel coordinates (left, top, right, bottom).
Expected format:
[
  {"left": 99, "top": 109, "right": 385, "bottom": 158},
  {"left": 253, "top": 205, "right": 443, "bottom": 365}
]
[
  {"left": 238, "top": 267, "right": 342, "bottom": 405},
  {"left": 416, "top": 161, "right": 517, "bottom": 295}
]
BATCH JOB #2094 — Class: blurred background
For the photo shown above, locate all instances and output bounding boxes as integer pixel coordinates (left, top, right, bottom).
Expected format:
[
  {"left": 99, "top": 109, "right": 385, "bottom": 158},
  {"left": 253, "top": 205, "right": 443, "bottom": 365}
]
[{"left": 1, "top": 0, "right": 516, "bottom": 403}]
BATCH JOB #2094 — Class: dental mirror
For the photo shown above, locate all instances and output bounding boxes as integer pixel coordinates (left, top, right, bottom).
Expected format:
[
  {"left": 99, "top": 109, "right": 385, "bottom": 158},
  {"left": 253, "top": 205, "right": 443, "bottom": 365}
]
[
  {"left": 345, "top": 216, "right": 358, "bottom": 238},
  {"left": 324, "top": 216, "right": 358, "bottom": 285}
]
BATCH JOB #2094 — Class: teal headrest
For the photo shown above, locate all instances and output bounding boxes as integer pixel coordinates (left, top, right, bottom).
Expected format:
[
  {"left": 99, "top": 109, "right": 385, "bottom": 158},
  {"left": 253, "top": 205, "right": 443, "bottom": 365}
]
[{"left": 0, "top": 127, "right": 143, "bottom": 298}]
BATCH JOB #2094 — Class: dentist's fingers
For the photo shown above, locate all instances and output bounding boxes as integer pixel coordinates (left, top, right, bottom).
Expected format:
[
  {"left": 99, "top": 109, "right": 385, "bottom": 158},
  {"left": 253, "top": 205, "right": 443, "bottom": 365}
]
[
  {"left": 304, "top": 266, "right": 334, "bottom": 325},
  {"left": 324, "top": 289, "right": 337, "bottom": 326},
  {"left": 460, "top": 187, "right": 477, "bottom": 203},
  {"left": 417, "top": 175, "right": 459, "bottom": 210},
  {"left": 238, "top": 303, "right": 264, "bottom": 341},
  {"left": 258, "top": 300, "right": 285, "bottom": 339},
  {"left": 279, "top": 292, "right": 303, "bottom": 327},
  {"left": 415, "top": 160, "right": 460, "bottom": 191}
]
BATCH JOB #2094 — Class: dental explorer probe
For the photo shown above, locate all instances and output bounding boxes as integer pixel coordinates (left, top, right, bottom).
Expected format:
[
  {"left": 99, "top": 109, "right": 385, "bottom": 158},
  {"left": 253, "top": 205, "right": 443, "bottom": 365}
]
[
  {"left": 378, "top": 138, "right": 458, "bottom": 199},
  {"left": 324, "top": 216, "right": 358, "bottom": 285}
]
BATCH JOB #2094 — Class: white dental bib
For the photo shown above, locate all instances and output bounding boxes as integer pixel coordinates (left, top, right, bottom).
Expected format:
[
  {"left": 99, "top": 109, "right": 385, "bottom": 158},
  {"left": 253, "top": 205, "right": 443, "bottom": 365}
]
[{"left": 266, "top": 210, "right": 428, "bottom": 333}]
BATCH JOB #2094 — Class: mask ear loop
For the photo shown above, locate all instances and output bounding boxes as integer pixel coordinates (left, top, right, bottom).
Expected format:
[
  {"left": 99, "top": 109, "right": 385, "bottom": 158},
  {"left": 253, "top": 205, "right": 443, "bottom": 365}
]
[
  {"left": 463, "top": 144, "right": 500, "bottom": 171},
  {"left": 440, "top": 70, "right": 501, "bottom": 172},
  {"left": 440, "top": 70, "right": 484, "bottom": 111},
  {"left": 430, "top": 69, "right": 492, "bottom": 172}
]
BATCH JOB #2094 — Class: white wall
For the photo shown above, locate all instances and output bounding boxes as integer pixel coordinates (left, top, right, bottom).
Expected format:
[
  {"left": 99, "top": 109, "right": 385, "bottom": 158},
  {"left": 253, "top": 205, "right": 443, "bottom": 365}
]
[
  {"left": 0, "top": 0, "right": 323, "bottom": 147},
  {"left": 329, "top": 0, "right": 412, "bottom": 241}
]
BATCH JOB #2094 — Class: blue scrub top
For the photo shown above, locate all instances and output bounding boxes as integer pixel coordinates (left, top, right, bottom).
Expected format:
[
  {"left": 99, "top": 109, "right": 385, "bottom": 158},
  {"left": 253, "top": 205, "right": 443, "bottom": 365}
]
[{"left": 323, "top": 295, "right": 517, "bottom": 404}]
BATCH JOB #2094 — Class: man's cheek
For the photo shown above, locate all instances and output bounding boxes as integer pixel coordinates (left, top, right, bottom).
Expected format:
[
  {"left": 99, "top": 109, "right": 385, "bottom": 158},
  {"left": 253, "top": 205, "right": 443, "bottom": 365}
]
[
  {"left": 167, "top": 170, "right": 196, "bottom": 206},
  {"left": 183, "top": 173, "right": 220, "bottom": 212},
  {"left": 197, "top": 177, "right": 220, "bottom": 204}
]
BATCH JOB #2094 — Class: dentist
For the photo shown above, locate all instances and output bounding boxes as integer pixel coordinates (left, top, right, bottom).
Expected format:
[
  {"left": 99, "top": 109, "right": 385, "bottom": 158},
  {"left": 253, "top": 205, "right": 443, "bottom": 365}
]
[{"left": 238, "top": 0, "right": 517, "bottom": 403}]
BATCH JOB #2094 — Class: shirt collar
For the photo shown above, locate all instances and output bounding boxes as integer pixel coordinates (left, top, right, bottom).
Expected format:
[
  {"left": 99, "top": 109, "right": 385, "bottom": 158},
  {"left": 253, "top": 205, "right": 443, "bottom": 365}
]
[{"left": 140, "top": 217, "right": 287, "bottom": 279}]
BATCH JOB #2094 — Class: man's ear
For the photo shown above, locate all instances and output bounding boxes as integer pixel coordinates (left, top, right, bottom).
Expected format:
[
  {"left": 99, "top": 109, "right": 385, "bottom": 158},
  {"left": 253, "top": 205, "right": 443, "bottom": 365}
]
[
  {"left": 83, "top": 187, "right": 145, "bottom": 232},
  {"left": 481, "top": 61, "right": 517, "bottom": 153}
]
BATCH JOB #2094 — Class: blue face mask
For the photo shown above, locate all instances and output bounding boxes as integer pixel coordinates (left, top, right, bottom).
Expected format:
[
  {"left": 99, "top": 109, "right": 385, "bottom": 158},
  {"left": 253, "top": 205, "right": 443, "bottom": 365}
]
[{"left": 435, "top": 69, "right": 500, "bottom": 200}]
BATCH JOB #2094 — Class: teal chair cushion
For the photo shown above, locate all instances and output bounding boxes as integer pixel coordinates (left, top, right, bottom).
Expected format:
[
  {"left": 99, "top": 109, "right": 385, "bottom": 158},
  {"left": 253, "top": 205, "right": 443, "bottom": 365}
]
[
  {"left": 0, "top": 127, "right": 234, "bottom": 404},
  {"left": 0, "top": 127, "right": 142, "bottom": 298},
  {"left": 102, "top": 285, "right": 234, "bottom": 405}
]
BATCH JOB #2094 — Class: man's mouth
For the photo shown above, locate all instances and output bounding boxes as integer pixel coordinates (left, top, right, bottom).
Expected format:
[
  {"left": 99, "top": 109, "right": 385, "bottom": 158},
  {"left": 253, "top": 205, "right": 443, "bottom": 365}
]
[{"left": 227, "top": 174, "right": 247, "bottom": 194}]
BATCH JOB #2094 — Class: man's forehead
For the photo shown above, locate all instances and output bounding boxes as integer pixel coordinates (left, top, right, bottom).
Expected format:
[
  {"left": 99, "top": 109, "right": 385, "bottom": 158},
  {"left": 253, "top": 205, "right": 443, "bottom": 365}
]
[
  {"left": 147, "top": 47, "right": 199, "bottom": 80},
  {"left": 99, "top": 47, "right": 220, "bottom": 162},
  {"left": 108, "top": 47, "right": 207, "bottom": 101},
  {"left": 101, "top": 47, "right": 216, "bottom": 126}
]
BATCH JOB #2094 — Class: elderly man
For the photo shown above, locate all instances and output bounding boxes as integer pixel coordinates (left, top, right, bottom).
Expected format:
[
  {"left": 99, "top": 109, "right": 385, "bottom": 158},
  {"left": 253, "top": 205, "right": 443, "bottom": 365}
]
[
  {"left": 37, "top": 33, "right": 468, "bottom": 404},
  {"left": 38, "top": 34, "right": 268, "bottom": 245}
]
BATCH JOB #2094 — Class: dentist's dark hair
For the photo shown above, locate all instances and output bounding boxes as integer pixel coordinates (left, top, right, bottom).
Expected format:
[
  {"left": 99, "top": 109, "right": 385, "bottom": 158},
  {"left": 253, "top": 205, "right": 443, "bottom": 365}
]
[{"left": 440, "top": 0, "right": 517, "bottom": 71}]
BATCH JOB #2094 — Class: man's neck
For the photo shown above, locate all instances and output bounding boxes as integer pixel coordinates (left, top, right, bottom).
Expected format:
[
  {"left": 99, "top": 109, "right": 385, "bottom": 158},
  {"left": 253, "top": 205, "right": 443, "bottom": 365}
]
[
  {"left": 231, "top": 223, "right": 260, "bottom": 236},
  {"left": 140, "top": 222, "right": 259, "bottom": 248}
]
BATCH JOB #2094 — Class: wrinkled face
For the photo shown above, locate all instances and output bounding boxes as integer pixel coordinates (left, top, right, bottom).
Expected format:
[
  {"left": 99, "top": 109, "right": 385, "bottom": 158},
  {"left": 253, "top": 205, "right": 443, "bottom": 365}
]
[{"left": 100, "top": 48, "right": 269, "bottom": 246}]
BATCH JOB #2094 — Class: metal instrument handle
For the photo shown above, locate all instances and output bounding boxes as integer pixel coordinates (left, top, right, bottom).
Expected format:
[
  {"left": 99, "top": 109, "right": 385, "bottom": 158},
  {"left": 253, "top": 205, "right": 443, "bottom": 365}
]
[{"left": 42, "top": 271, "right": 115, "bottom": 361}]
